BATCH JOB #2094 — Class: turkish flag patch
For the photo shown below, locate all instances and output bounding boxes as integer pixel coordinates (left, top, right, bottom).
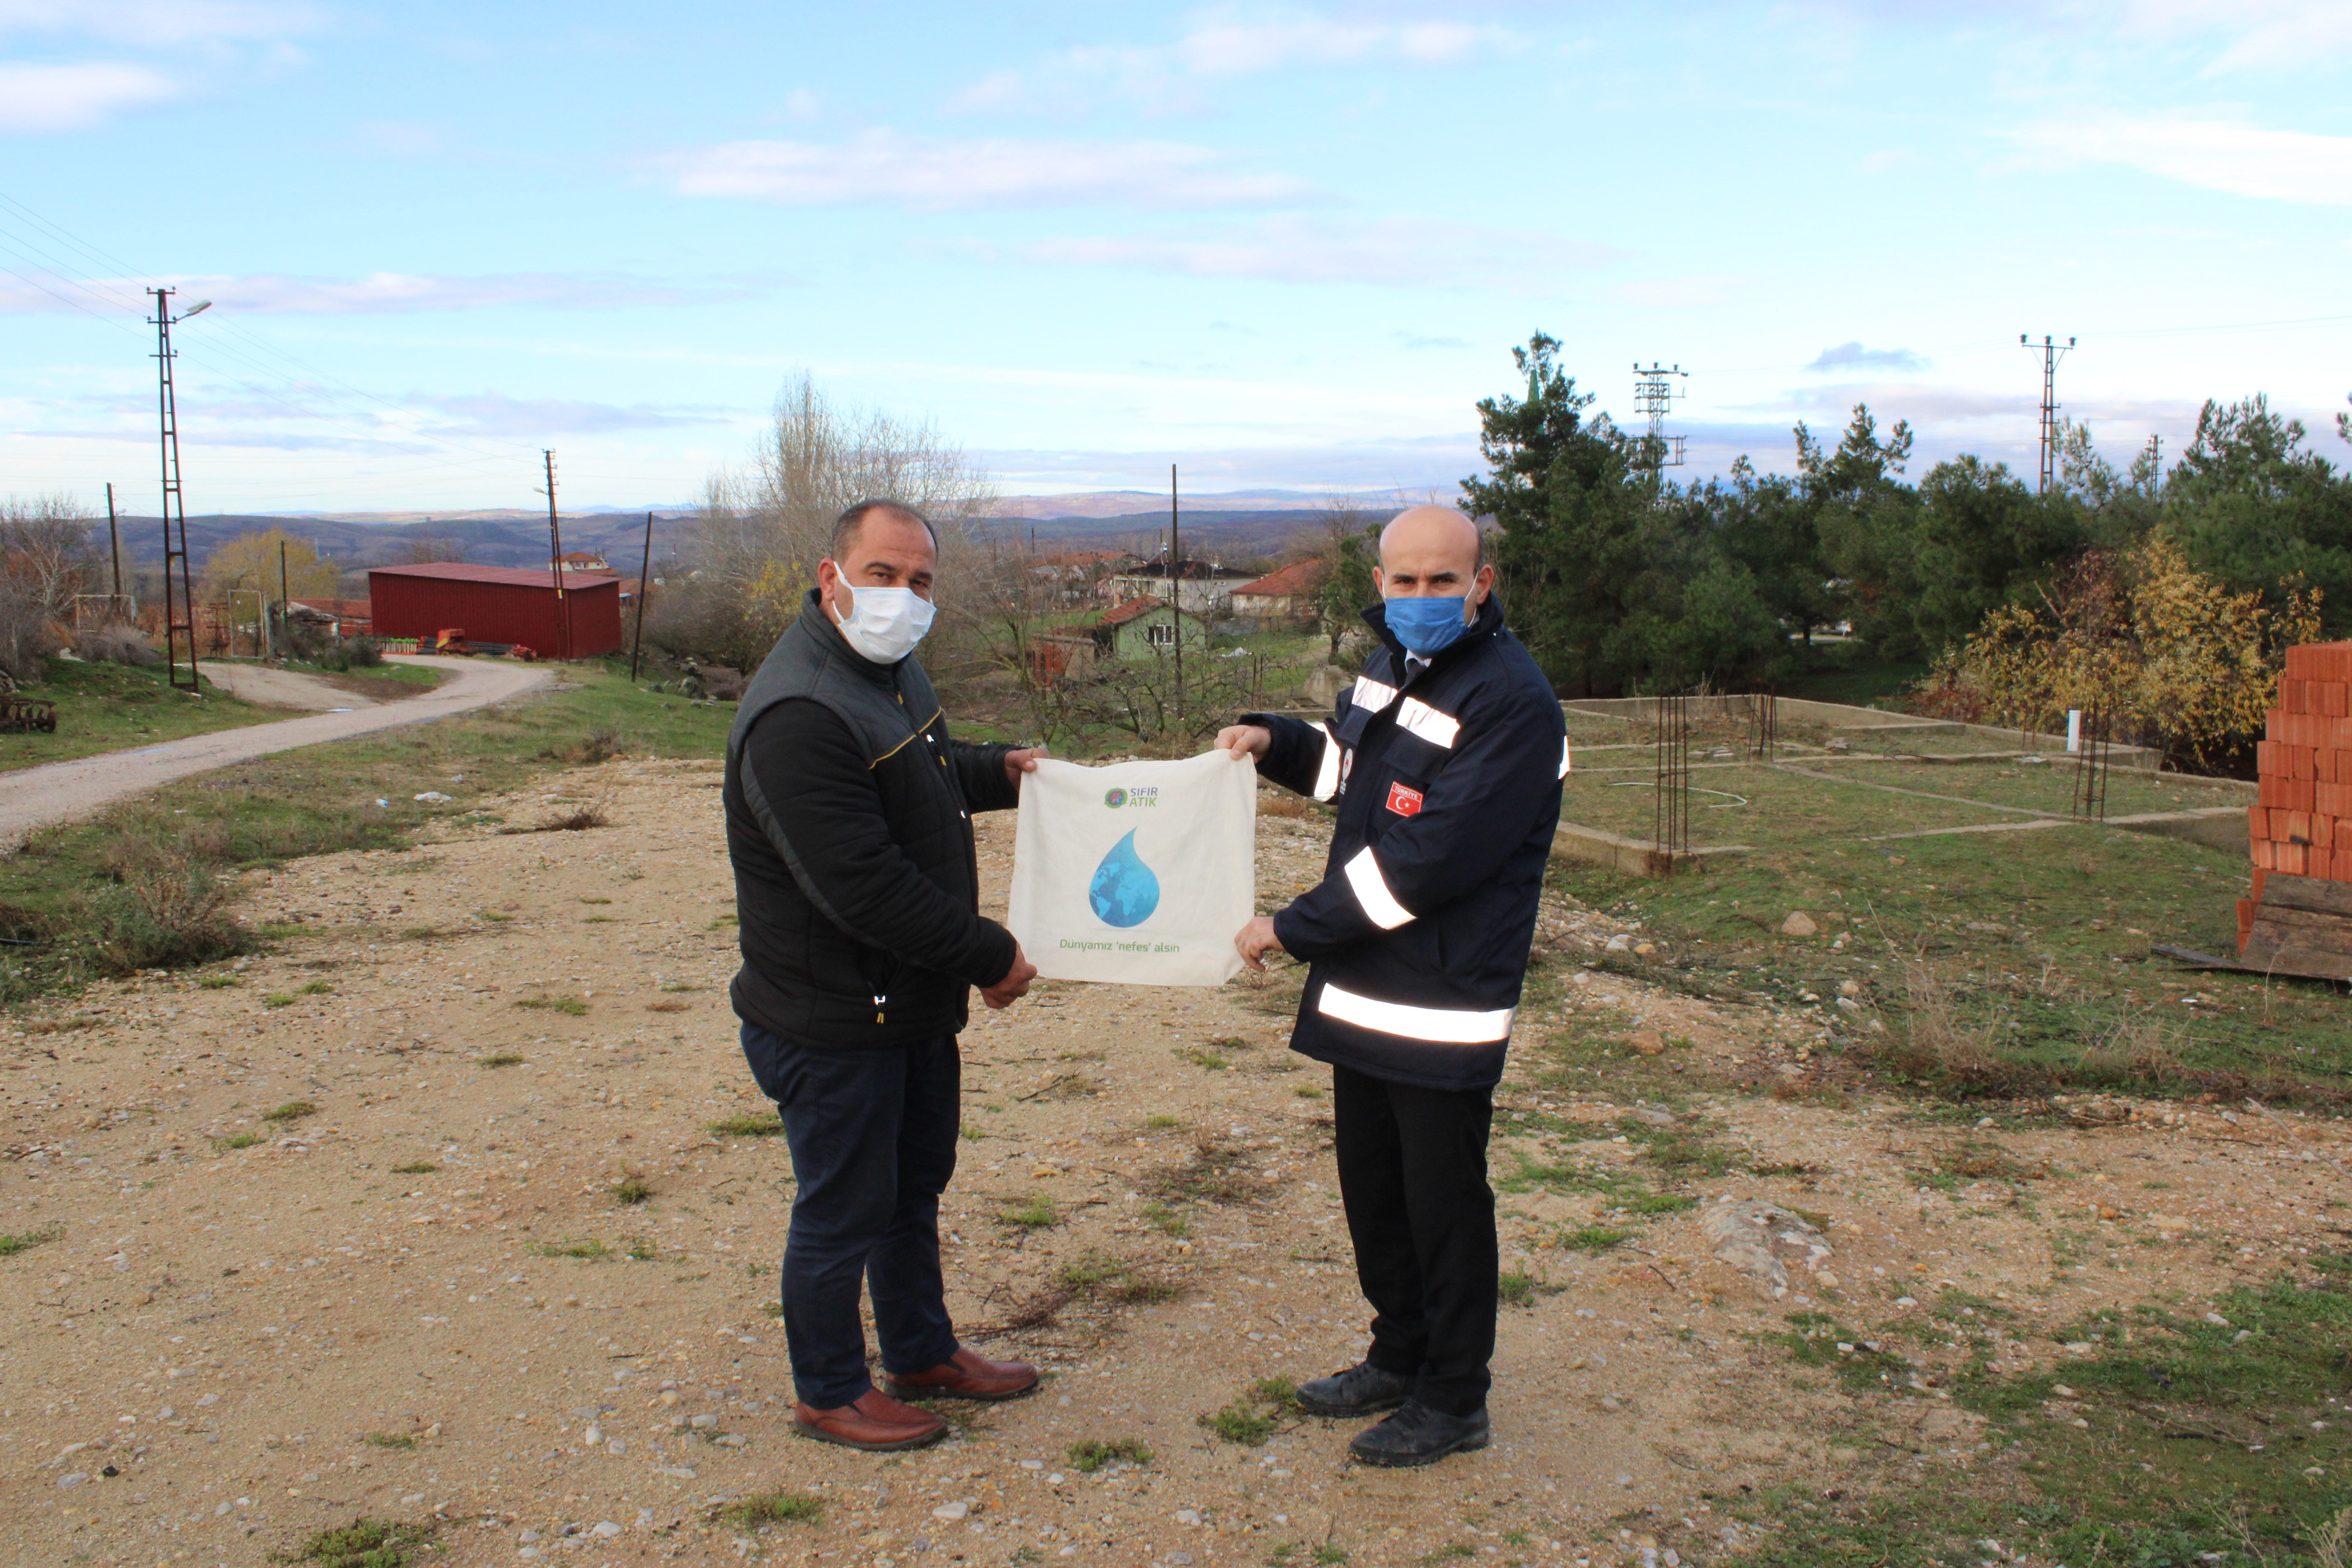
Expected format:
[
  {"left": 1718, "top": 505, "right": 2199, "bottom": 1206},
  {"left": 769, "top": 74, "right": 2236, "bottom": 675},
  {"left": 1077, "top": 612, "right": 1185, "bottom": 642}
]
[{"left": 1385, "top": 780, "right": 1425, "bottom": 817}]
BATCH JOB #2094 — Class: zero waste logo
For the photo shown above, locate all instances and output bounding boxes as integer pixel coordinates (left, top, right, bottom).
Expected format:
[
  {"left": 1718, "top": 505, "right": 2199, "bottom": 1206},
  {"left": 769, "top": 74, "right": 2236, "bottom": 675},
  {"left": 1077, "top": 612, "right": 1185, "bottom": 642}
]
[{"left": 1103, "top": 787, "right": 1127, "bottom": 808}]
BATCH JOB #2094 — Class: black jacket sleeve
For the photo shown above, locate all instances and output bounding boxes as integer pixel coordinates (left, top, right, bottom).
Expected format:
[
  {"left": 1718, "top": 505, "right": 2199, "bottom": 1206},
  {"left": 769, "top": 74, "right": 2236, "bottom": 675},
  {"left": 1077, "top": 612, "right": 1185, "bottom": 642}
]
[
  {"left": 952, "top": 739, "right": 1020, "bottom": 813},
  {"left": 1239, "top": 708, "right": 1344, "bottom": 800},
  {"left": 741, "top": 700, "right": 1018, "bottom": 988}
]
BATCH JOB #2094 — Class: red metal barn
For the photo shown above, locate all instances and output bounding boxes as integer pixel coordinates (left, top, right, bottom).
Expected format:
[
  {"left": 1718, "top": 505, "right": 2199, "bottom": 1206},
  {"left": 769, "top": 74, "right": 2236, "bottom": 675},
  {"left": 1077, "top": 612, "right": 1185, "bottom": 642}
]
[{"left": 366, "top": 563, "right": 622, "bottom": 658}]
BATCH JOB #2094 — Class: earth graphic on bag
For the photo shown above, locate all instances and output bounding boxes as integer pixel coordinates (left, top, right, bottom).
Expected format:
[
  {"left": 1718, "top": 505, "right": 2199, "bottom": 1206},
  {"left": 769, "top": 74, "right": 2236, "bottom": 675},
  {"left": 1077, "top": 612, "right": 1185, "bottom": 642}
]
[{"left": 1087, "top": 830, "right": 1161, "bottom": 927}]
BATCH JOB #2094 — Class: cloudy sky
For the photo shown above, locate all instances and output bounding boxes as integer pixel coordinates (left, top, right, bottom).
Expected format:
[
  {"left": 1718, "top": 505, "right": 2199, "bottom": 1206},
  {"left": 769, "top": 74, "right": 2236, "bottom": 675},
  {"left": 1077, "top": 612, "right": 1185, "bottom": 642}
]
[{"left": 3, "top": 0, "right": 2349, "bottom": 514}]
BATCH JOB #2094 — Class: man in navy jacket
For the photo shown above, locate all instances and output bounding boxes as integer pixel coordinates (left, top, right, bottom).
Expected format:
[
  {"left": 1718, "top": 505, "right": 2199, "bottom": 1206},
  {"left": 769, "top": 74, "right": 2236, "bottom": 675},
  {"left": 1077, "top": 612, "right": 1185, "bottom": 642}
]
[{"left": 1216, "top": 504, "right": 1566, "bottom": 1466}]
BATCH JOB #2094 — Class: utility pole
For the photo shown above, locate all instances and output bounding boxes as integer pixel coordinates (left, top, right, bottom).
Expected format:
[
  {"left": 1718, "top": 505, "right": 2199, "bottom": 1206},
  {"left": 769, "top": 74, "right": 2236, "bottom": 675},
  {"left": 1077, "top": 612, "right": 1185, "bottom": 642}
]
[
  {"left": 148, "top": 288, "right": 210, "bottom": 691},
  {"left": 1169, "top": 463, "right": 1182, "bottom": 716},
  {"left": 104, "top": 481, "right": 123, "bottom": 619},
  {"left": 541, "top": 449, "right": 569, "bottom": 660},
  {"left": 1631, "top": 362, "right": 1688, "bottom": 478},
  {"left": 629, "top": 511, "right": 653, "bottom": 681},
  {"left": 2020, "top": 334, "right": 2075, "bottom": 495},
  {"left": 277, "top": 538, "right": 289, "bottom": 660}
]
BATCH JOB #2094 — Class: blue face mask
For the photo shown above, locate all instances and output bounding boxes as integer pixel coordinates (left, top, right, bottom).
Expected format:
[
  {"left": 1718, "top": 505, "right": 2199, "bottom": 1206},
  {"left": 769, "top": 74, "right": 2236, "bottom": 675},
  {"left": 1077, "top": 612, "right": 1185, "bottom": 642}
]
[{"left": 1384, "top": 593, "right": 1471, "bottom": 655}]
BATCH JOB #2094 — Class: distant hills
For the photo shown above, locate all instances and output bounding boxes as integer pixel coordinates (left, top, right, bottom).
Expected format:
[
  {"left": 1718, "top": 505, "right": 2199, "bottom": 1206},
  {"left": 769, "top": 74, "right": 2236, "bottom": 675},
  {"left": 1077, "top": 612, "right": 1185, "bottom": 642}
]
[{"left": 94, "top": 490, "right": 1408, "bottom": 577}]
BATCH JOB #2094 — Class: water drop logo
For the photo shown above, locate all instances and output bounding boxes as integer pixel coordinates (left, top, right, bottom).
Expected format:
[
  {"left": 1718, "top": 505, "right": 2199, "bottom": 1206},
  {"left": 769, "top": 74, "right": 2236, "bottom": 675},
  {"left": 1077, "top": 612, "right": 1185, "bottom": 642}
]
[
  {"left": 1087, "top": 829, "right": 1160, "bottom": 928},
  {"left": 1103, "top": 787, "right": 1128, "bottom": 808}
]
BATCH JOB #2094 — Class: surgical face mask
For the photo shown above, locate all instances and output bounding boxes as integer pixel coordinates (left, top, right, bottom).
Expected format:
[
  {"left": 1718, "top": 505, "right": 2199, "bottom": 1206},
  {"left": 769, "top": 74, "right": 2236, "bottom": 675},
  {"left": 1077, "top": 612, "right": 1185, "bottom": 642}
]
[
  {"left": 831, "top": 581, "right": 936, "bottom": 664},
  {"left": 1384, "top": 592, "right": 1471, "bottom": 656}
]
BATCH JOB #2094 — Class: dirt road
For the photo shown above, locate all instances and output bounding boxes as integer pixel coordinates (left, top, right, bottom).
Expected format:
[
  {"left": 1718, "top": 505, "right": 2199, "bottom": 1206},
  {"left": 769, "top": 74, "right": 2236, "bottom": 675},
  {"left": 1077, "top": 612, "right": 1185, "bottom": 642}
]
[
  {"left": 0, "top": 760, "right": 2340, "bottom": 1567},
  {"left": 199, "top": 662, "right": 381, "bottom": 711},
  {"left": 0, "top": 656, "right": 551, "bottom": 851}
]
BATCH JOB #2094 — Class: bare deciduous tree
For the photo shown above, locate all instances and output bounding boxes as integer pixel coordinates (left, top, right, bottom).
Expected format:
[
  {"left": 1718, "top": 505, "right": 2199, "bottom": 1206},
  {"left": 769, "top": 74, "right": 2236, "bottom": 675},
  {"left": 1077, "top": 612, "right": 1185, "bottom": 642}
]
[
  {"left": 652, "top": 374, "right": 997, "bottom": 672},
  {"left": 0, "top": 494, "right": 102, "bottom": 680}
]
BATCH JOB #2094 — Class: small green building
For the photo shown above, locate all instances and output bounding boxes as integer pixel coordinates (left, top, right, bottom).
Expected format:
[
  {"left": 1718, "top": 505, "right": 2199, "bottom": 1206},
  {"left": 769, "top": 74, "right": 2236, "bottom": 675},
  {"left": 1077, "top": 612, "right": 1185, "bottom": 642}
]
[{"left": 1093, "top": 596, "right": 1210, "bottom": 661}]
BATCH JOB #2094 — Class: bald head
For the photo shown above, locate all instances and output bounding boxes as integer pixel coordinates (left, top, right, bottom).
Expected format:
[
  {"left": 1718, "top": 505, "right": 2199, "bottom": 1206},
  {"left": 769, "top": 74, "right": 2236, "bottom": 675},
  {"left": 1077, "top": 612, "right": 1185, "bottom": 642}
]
[{"left": 1378, "top": 505, "right": 1492, "bottom": 607}]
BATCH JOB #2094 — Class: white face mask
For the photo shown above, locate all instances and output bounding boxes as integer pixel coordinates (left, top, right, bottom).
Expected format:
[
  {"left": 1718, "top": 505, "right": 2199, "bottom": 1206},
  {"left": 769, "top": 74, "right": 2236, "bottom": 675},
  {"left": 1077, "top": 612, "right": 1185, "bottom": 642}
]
[{"left": 831, "top": 581, "right": 936, "bottom": 664}]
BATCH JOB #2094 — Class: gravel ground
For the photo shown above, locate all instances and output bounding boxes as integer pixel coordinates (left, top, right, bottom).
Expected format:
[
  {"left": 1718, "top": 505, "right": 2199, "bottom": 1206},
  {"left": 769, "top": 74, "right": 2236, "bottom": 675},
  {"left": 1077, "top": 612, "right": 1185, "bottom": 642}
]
[{"left": 1, "top": 759, "right": 2344, "bottom": 1568}]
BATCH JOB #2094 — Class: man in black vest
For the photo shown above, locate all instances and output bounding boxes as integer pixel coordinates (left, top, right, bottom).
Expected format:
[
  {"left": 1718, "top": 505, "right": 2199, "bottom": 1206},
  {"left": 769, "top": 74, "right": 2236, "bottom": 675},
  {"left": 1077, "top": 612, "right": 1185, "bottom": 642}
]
[
  {"left": 1217, "top": 504, "right": 1566, "bottom": 1466},
  {"left": 725, "top": 499, "right": 1044, "bottom": 1452}
]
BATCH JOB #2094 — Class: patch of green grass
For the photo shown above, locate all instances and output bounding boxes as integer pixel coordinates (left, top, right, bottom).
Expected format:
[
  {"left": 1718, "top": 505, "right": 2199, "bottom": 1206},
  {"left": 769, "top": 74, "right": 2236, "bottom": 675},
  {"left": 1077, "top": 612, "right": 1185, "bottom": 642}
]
[
  {"left": 626, "top": 1236, "right": 656, "bottom": 1260},
  {"left": 708, "top": 1112, "right": 780, "bottom": 1137},
  {"left": 530, "top": 1238, "right": 612, "bottom": 1260},
  {"left": 478, "top": 909, "right": 512, "bottom": 923},
  {"left": 272, "top": 1514, "right": 435, "bottom": 1567},
  {"left": 579, "top": 896, "right": 611, "bottom": 905},
  {"left": 514, "top": 994, "right": 589, "bottom": 1015},
  {"left": 710, "top": 1491, "right": 824, "bottom": 1527},
  {"left": 1152, "top": 1137, "right": 1270, "bottom": 1207},
  {"left": 214, "top": 1131, "right": 263, "bottom": 1150},
  {"left": 262, "top": 991, "right": 295, "bottom": 1008},
  {"left": 614, "top": 1175, "right": 652, "bottom": 1206},
  {"left": 0, "top": 667, "right": 732, "bottom": 1009},
  {"left": 1003, "top": 1195, "right": 1059, "bottom": 1230},
  {"left": 388, "top": 1161, "right": 436, "bottom": 1174},
  {"left": 296, "top": 978, "right": 333, "bottom": 995},
  {"left": 1546, "top": 766, "right": 2348, "bottom": 1103},
  {"left": 1198, "top": 1377, "right": 1299, "bottom": 1445},
  {"left": 1415, "top": 1547, "right": 1474, "bottom": 1566},
  {"left": 1498, "top": 1269, "right": 1566, "bottom": 1307},
  {"left": 1174, "top": 1044, "right": 1230, "bottom": 1071},
  {"left": 198, "top": 972, "right": 240, "bottom": 989},
  {"left": 1057, "top": 1253, "right": 1184, "bottom": 1306},
  {"left": 263, "top": 1100, "right": 317, "bottom": 1122},
  {"left": 360, "top": 1432, "right": 417, "bottom": 1450},
  {"left": 1065, "top": 1438, "right": 1152, "bottom": 1473},
  {"left": 1292, "top": 1083, "right": 1325, "bottom": 1099},
  {"left": 707, "top": 913, "right": 738, "bottom": 929},
  {"left": 1145, "top": 1113, "right": 1182, "bottom": 1129},
  {"left": 658, "top": 980, "right": 700, "bottom": 992},
  {"left": 0, "top": 656, "right": 288, "bottom": 776},
  {"left": 1560, "top": 1224, "right": 1633, "bottom": 1252},
  {"left": 1628, "top": 1191, "right": 1698, "bottom": 1215},
  {"left": 1729, "top": 1256, "right": 2352, "bottom": 1566},
  {"left": 1142, "top": 1201, "right": 1191, "bottom": 1239},
  {"left": 0, "top": 1221, "right": 64, "bottom": 1256},
  {"left": 959, "top": 1119, "right": 985, "bottom": 1142},
  {"left": 1768, "top": 1312, "right": 1917, "bottom": 1397},
  {"left": 1312, "top": 1549, "right": 1349, "bottom": 1566}
]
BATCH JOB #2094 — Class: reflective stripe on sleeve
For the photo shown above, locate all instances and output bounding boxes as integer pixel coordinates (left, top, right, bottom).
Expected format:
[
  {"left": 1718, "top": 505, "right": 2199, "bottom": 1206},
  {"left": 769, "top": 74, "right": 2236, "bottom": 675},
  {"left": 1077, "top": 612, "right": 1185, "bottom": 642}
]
[
  {"left": 1394, "top": 697, "right": 1459, "bottom": 749},
  {"left": 1560, "top": 737, "right": 1573, "bottom": 779},
  {"left": 1316, "top": 981, "right": 1515, "bottom": 1044},
  {"left": 1350, "top": 674, "right": 1399, "bottom": 712},
  {"left": 1342, "top": 845, "right": 1414, "bottom": 930},
  {"left": 1309, "top": 721, "right": 1342, "bottom": 801}
]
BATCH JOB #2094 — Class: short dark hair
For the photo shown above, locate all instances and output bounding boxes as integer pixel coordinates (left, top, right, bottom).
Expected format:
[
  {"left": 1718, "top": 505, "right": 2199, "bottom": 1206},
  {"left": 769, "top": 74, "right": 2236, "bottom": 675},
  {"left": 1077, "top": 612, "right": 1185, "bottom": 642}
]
[{"left": 831, "top": 499, "right": 937, "bottom": 561}]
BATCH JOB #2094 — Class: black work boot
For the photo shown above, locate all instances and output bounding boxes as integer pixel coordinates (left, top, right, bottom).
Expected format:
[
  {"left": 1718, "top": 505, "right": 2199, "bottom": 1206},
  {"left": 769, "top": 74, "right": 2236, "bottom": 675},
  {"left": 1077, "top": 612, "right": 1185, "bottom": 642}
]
[
  {"left": 1347, "top": 1399, "right": 1491, "bottom": 1468},
  {"left": 1296, "top": 1361, "right": 1414, "bottom": 1419}
]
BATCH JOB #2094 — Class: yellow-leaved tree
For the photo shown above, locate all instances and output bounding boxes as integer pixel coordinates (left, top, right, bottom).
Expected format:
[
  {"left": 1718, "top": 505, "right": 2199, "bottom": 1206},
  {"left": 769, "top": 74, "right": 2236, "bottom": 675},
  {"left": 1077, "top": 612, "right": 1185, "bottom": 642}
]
[
  {"left": 200, "top": 529, "right": 342, "bottom": 603},
  {"left": 1914, "top": 536, "right": 2320, "bottom": 768}
]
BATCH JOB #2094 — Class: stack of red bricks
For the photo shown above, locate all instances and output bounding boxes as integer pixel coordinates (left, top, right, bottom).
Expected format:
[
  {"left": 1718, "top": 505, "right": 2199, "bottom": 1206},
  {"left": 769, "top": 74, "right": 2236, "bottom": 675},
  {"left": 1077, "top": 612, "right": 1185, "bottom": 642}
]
[{"left": 2242, "top": 639, "right": 2352, "bottom": 949}]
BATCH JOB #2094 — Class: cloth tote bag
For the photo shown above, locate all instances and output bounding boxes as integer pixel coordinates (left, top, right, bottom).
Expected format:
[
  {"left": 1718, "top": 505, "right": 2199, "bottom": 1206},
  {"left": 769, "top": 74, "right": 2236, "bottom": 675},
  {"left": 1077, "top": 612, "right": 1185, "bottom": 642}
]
[{"left": 1007, "top": 751, "right": 1257, "bottom": 987}]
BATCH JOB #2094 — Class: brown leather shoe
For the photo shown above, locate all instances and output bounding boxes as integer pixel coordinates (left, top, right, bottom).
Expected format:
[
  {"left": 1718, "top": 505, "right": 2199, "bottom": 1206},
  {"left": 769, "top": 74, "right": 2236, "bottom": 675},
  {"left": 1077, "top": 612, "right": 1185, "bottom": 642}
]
[
  {"left": 793, "top": 1388, "right": 948, "bottom": 1451},
  {"left": 884, "top": 1345, "right": 1040, "bottom": 1402}
]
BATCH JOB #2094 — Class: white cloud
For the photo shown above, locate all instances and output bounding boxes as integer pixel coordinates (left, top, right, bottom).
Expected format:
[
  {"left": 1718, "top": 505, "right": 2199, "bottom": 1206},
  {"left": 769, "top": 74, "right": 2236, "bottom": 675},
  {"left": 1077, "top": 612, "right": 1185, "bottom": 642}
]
[
  {"left": 0, "top": 1, "right": 319, "bottom": 46},
  {"left": 999, "top": 215, "right": 1615, "bottom": 290},
  {"left": 2007, "top": 109, "right": 2352, "bottom": 205},
  {"left": 0, "top": 61, "right": 175, "bottom": 130},
  {"left": 0, "top": 270, "right": 775, "bottom": 314},
  {"left": 662, "top": 130, "right": 1314, "bottom": 210},
  {"left": 2122, "top": 0, "right": 2352, "bottom": 72},
  {"left": 949, "top": 9, "right": 1513, "bottom": 115},
  {"left": 1808, "top": 342, "right": 1929, "bottom": 374}
]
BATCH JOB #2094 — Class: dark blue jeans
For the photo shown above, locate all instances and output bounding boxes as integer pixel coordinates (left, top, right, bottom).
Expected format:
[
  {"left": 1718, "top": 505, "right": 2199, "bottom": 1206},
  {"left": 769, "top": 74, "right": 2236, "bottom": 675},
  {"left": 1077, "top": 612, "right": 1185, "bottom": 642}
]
[{"left": 740, "top": 1024, "right": 963, "bottom": 1409}]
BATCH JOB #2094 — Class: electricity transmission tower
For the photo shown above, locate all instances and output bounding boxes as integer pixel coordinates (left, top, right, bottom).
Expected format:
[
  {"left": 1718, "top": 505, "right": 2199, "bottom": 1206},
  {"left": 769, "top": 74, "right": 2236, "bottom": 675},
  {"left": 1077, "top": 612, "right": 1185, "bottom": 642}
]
[
  {"left": 2021, "top": 334, "right": 2075, "bottom": 495},
  {"left": 1631, "top": 362, "right": 1688, "bottom": 475},
  {"left": 149, "top": 288, "right": 211, "bottom": 691}
]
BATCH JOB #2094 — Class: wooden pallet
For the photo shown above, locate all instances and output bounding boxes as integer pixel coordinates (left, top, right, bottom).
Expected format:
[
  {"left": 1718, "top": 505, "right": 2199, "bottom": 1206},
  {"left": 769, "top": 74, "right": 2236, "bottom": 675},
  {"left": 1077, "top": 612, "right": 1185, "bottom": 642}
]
[{"left": 2241, "top": 873, "right": 2352, "bottom": 981}]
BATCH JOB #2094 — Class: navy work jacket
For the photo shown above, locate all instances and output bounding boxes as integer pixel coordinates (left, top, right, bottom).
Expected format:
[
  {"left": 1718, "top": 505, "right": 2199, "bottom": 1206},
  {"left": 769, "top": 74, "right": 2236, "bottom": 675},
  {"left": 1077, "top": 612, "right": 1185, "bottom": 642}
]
[{"left": 1247, "top": 594, "right": 1567, "bottom": 1091}]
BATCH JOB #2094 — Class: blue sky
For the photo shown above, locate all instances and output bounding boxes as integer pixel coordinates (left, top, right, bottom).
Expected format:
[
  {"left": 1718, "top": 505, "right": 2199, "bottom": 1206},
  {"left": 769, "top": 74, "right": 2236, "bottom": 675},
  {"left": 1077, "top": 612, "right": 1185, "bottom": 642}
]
[{"left": 3, "top": 0, "right": 2350, "bottom": 515}]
